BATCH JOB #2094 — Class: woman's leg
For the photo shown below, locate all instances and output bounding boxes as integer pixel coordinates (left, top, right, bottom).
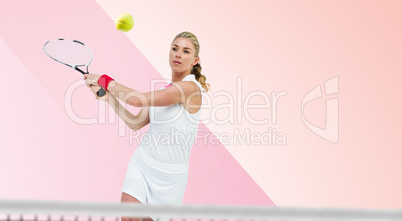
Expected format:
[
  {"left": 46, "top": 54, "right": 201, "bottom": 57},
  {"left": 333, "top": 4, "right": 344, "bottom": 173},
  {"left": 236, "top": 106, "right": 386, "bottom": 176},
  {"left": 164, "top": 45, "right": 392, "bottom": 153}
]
[{"left": 121, "top": 192, "right": 153, "bottom": 221}]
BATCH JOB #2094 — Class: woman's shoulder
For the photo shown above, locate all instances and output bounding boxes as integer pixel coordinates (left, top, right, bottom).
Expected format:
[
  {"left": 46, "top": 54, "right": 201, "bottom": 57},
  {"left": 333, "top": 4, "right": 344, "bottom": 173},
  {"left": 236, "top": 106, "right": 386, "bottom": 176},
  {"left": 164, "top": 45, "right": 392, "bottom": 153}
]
[{"left": 181, "top": 74, "right": 203, "bottom": 93}]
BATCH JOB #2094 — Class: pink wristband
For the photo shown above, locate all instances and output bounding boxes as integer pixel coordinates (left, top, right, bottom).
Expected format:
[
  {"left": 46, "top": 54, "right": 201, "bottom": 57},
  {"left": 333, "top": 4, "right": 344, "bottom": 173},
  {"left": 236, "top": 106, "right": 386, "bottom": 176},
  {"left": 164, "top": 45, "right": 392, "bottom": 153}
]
[{"left": 98, "top": 74, "right": 114, "bottom": 91}]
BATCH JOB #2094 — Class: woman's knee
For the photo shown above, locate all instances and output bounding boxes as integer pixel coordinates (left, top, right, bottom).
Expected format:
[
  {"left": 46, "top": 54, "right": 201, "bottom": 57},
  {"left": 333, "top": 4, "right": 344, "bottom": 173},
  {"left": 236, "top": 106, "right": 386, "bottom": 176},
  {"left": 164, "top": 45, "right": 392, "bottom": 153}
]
[
  {"left": 121, "top": 192, "right": 142, "bottom": 203},
  {"left": 121, "top": 192, "right": 143, "bottom": 221}
]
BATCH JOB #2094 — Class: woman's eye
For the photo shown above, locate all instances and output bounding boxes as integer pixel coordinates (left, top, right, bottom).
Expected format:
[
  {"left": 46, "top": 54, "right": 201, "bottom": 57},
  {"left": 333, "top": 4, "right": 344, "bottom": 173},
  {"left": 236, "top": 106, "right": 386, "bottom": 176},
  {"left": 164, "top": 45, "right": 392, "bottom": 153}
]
[
  {"left": 184, "top": 50, "right": 190, "bottom": 54},
  {"left": 172, "top": 48, "right": 177, "bottom": 51}
]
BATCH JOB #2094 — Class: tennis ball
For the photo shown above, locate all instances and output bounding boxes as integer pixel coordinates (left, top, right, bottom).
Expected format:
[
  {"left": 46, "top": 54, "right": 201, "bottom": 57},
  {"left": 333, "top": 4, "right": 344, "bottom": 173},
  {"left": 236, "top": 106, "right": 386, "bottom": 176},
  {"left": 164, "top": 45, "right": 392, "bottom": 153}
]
[{"left": 115, "top": 13, "right": 134, "bottom": 32}]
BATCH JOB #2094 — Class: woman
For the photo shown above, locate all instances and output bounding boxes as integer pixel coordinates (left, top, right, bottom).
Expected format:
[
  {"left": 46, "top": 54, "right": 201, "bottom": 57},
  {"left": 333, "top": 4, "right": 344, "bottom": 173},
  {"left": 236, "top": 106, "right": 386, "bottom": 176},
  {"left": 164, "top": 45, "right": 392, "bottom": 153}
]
[{"left": 85, "top": 32, "right": 210, "bottom": 221}]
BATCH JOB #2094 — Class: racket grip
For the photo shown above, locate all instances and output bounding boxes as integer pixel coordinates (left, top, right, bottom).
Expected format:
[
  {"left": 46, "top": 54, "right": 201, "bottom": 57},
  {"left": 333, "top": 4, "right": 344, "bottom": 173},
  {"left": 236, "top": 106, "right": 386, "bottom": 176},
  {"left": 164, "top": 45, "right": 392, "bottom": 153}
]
[{"left": 97, "top": 88, "right": 107, "bottom": 97}]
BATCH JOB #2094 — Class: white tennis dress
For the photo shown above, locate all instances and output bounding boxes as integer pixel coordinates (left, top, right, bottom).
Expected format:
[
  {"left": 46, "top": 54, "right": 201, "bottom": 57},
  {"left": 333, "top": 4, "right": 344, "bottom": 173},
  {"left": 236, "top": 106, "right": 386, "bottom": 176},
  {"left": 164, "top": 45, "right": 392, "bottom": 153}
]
[{"left": 122, "top": 74, "right": 203, "bottom": 217}]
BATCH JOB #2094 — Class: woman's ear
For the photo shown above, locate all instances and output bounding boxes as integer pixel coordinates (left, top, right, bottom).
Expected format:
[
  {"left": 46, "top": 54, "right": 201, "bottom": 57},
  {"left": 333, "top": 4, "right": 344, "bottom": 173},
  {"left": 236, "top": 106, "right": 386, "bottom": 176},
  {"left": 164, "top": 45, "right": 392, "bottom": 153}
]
[{"left": 193, "top": 57, "right": 200, "bottom": 66}]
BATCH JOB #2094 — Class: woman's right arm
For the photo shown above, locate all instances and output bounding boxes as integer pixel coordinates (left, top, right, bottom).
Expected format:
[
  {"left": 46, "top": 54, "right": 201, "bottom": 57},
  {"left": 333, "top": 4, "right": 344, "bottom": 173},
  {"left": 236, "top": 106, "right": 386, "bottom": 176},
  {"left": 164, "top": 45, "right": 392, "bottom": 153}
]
[{"left": 107, "top": 93, "right": 150, "bottom": 131}]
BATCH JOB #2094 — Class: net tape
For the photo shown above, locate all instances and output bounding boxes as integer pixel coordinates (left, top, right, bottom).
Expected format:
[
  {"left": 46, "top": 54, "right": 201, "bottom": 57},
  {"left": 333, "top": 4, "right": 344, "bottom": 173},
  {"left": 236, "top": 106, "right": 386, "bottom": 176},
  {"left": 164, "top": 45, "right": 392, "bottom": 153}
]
[{"left": 0, "top": 200, "right": 402, "bottom": 221}]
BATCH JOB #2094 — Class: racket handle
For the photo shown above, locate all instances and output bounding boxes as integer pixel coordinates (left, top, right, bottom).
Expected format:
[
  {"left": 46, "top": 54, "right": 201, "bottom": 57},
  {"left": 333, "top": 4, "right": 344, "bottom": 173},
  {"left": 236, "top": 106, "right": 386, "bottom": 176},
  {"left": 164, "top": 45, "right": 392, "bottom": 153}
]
[{"left": 97, "top": 88, "right": 107, "bottom": 97}]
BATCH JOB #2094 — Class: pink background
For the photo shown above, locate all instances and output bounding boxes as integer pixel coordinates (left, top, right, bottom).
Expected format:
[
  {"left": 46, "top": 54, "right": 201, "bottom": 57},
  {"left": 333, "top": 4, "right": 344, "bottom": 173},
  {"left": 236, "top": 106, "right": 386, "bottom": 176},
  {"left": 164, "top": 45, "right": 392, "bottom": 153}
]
[{"left": 1, "top": 0, "right": 402, "bottom": 209}]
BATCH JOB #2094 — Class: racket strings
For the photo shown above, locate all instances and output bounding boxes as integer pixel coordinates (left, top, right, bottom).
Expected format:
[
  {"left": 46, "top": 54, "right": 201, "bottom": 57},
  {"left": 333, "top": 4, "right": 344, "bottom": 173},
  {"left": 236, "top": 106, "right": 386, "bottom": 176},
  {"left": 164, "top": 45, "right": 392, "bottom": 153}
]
[{"left": 43, "top": 39, "right": 93, "bottom": 70}]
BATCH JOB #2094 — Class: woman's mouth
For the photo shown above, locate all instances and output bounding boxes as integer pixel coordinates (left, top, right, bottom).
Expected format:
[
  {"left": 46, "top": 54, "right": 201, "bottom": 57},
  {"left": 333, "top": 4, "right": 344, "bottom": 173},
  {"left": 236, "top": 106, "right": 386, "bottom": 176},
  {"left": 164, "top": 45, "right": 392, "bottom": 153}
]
[{"left": 174, "top": 61, "right": 181, "bottom": 64}]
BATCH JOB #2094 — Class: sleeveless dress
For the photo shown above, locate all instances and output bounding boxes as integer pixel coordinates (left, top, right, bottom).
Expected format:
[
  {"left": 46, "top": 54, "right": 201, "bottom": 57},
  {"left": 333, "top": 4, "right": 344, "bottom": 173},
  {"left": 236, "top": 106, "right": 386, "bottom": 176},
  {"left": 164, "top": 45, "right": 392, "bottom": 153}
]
[{"left": 121, "top": 74, "right": 203, "bottom": 218}]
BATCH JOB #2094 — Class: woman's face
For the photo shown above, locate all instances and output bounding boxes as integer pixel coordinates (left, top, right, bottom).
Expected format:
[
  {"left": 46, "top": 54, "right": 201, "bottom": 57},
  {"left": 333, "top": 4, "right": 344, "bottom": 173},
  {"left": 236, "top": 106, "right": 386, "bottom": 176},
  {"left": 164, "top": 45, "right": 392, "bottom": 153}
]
[{"left": 169, "top": 37, "right": 199, "bottom": 74}]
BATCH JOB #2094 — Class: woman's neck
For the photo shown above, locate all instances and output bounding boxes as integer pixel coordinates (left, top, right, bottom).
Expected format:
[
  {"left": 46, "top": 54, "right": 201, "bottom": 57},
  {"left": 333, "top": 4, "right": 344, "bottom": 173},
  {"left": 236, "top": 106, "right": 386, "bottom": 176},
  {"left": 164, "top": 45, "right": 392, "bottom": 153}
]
[{"left": 172, "top": 72, "right": 191, "bottom": 82}]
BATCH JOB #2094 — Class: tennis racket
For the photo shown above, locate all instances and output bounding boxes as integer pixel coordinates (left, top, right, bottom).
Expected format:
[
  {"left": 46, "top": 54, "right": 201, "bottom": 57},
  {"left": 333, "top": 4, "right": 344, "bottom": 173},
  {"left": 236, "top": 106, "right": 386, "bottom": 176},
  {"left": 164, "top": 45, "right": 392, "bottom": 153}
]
[{"left": 43, "top": 39, "right": 106, "bottom": 97}]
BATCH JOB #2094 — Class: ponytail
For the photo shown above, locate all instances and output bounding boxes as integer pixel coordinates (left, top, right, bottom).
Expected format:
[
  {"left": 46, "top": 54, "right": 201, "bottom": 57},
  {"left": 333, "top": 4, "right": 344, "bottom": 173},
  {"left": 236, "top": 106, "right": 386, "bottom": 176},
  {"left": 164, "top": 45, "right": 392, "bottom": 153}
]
[{"left": 191, "top": 63, "right": 210, "bottom": 92}]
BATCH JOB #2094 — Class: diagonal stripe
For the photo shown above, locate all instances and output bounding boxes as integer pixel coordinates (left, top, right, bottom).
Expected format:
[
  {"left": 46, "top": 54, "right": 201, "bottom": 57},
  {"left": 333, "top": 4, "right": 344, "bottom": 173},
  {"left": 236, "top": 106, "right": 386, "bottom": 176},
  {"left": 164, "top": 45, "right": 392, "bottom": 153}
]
[
  {"left": 95, "top": 0, "right": 275, "bottom": 205},
  {"left": 0, "top": 36, "right": 121, "bottom": 201},
  {"left": 0, "top": 0, "right": 274, "bottom": 205}
]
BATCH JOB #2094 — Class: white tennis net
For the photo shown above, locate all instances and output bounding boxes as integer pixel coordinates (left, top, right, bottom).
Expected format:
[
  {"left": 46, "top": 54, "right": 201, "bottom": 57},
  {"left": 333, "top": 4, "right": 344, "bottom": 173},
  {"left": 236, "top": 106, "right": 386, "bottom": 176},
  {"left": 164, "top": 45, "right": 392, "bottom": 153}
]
[{"left": 0, "top": 199, "right": 401, "bottom": 221}]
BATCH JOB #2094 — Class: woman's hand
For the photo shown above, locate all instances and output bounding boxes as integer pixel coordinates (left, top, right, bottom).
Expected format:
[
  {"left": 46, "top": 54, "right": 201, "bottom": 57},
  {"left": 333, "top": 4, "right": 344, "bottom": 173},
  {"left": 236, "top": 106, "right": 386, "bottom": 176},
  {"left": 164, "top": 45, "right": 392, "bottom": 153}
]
[
  {"left": 89, "top": 84, "right": 109, "bottom": 101},
  {"left": 84, "top": 74, "right": 101, "bottom": 87},
  {"left": 84, "top": 74, "right": 109, "bottom": 101}
]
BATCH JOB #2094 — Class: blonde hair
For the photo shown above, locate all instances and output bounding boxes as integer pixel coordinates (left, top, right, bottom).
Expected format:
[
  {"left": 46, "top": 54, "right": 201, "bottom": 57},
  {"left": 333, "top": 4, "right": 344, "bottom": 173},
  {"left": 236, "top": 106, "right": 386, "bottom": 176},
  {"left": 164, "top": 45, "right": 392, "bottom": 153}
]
[{"left": 172, "top": 31, "right": 210, "bottom": 92}]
